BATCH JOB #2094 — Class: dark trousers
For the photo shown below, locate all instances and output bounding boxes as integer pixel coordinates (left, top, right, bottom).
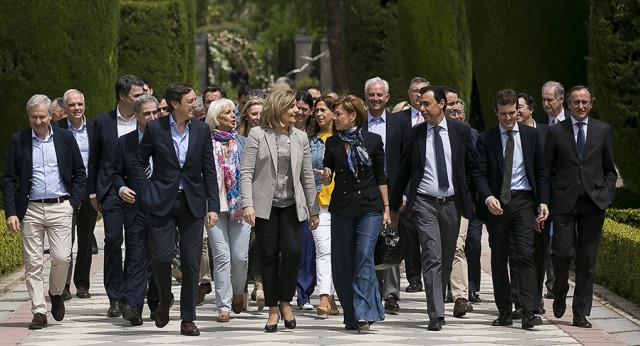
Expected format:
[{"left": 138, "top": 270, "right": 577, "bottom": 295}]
[
  {"left": 122, "top": 212, "right": 152, "bottom": 312},
  {"left": 331, "top": 212, "right": 384, "bottom": 327},
  {"left": 543, "top": 221, "right": 555, "bottom": 293},
  {"left": 486, "top": 192, "right": 538, "bottom": 314},
  {"left": 465, "top": 216, "right": 483, "bottom": 293},
  {"left": 149, "top": 192, "right": 203, "bottom": 321},
  {"left": 101, "top": 190, "right": 125, "bottom": 301},
  {"left": 296, "top": 220, "right": 317, "bottom": 307},
  {"left": 65, "top": 194, "right": 98, "bottom": 289},
  {"left": 509, "top": 228, "right": 544, "bottom": 311},
  {"left": 551, "top": 194, "right": 604, "bottom": 317},
  {"left": 255, "top": 204, "right": 303, "bottom": 307},
  {"left": 399, "top": 212, "right": 422, "bottom": 286}
]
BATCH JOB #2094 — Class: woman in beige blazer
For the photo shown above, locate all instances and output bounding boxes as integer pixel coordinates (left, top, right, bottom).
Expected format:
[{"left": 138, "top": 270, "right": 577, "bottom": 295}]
[{"left": 240, "top": 88, "right": 320, "bottom": 333}]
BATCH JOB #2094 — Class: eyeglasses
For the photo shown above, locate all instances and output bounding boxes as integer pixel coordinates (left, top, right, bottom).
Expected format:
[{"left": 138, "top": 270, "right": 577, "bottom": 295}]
[
  {"left": 142, "top": 110, "right": 159, "bottom": 116},
  {"left": 158, "top": 107, "right": 168, "bottom": 112},
  {"left": 408, "top": 89, "right": 421, "bottom": 94},
  {"left": 570, "top": 100, "right": 591, "bottom": 106}
]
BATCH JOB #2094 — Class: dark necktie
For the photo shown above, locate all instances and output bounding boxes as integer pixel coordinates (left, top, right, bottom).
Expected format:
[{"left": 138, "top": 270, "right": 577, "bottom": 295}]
[
  {"left": 576, "top": 122, "right": 585, "bottom": 160},
  {"left": 145, "top": 162, "right": 152, "bottom": 179},
  {"left": 500, "top": 130, "right": 514, "bottom": 205},
  {"left": 433, "top": 125, "right": 449, "bottom": 190}
]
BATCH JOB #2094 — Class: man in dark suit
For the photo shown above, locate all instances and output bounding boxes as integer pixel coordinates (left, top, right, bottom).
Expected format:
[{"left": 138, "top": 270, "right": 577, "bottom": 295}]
[
  {"left": 133, "top": 83, "right": 219, "bottom": 336},
  {"left": 112, "top": 94, "right": 160, "bottom": 326},
  {"left": 546, "top": 86, "right": 617, "bottom": 328},
  {"left": 364, "top": 77, "right": 411, "bottom": 314},
  {"left": 88, "top": 75, "right": 146, "bottom": 317},
  {"left": 390, "top": 85, "right": 474, "bottom": 330},
  {"left": 474, "top": 89, "right": 549, "bottom": 330},
  {"left": 3, "top": 94, "right": 86, "bottom": 329},
  {"left": 396, "top": 77, "right": 429, "bottom": 294},
  {"left": 540, "top": 81, "right": 570, "bottom": 126},
  {"left": 55, "top": 89, "right": 97, "bottom": 300}
]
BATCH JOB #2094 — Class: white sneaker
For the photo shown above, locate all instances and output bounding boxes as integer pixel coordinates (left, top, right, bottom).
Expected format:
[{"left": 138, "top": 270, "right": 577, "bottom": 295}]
[{"left": 300, "top": 302, "right": 314, "bottom": 310}]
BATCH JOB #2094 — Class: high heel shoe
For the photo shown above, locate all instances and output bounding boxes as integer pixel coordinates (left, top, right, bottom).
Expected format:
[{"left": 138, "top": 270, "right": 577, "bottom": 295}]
[
  {"left": 357, "top": 320, "right": 370, "bottom": 333},
  {"left": 316, "top": 306, "right": 329, "bottom": 316},
  {"left": 279, "top": 304, "right": 297, "bottom": 329},
  {"left": 264, "top": 309, "right": 279, "bottom": 333}
]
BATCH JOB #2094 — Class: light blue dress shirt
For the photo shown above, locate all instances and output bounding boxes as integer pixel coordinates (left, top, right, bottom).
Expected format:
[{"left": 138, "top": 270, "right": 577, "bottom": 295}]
[
  {"left": 499, "top": 123, "right": 531, "bottom": 192},
  {"left": 67, "top": 116, "right": 89, "bottom": 175},
  {"left": 367, "top": 110, "right": 387, "bottom": 174},
  {"left": 30, "top": 126, "right": 69, "bottom": 200},
  {"left": 169, "top": 115, "right": 191, "bottom": 189}
]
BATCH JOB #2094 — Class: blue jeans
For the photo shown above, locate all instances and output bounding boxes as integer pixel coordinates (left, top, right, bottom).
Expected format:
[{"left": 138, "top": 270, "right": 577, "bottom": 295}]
[
  {"left": 207, "top": 212, "right": 250, "bottom": 312},
  {"left": 331, "top": 212, "right": 384, "bottom": 327}
]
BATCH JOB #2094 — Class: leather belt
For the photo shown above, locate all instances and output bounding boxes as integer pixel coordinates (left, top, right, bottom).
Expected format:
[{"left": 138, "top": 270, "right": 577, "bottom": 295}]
[
  {"left": 510, "top": 190, "right": 533, "bottom": 197},
  {"left": 417, "top": 193, "right": 455, "bottom": 204},
  {"left": 30, "top": 196, "right": 68, "bottom": 204}
]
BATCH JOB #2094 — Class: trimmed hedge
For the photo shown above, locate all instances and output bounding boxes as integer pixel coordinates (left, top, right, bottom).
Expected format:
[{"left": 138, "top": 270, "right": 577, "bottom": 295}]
[
  {"left": 612, "top": 187, "right": 640, "bottom": 209},
  {"left": 596, "top": 218, "right": 640, "bottom": 305},
  {"left": 0, "top": 210, "right": 23, "bottom": 276},
  {"left": 0, "top": 1, "right": 119, "bottom": 181},
  {"left": 606, "top": 209, "right": 640, "bottom": 229},
  {"left": 588, "top": 0, "right": 640, "bottom": 195},
  {"left": 118, "top": 0, "right": 196, "bottom": 93}
]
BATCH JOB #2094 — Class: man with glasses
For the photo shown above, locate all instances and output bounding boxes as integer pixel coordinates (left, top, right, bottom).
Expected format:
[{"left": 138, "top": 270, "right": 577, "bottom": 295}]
[{"left": 545, "top": 86, "right": 616, "bottom": 328}]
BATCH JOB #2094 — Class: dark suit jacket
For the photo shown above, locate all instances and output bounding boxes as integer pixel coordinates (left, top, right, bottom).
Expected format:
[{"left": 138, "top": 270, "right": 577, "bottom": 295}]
[
  {"left": 323, "top": 130, "right": 386, "bottom": 217},
  {"left": 3, "top": 127, "right": 86, "bottom": 220},
  {"left": 364, "top": 111, "right": 411, "bottom": 188},
  {"left": 390, "top": 119, "right": 475, "bottom": 219},
  {"left": 544, "top": 117, "right": 616, "bottom": 214},
  {"left": 87, "top": 110, "right": 119, "bottom": 200},
  {"left": 473, "top": 124, "right": 549, "bottom": 223},
  {"left": 133, "top": 116, "right": 220, "bottom": 218},
  {"left": 55, "top": 117, "right": 94, "bottom": 195},
  {"left": 112, "top": 130, "right": 144, "bottom": 228},
  {"left": 536, "top": 108, "right": 571, "bottom": 126}
]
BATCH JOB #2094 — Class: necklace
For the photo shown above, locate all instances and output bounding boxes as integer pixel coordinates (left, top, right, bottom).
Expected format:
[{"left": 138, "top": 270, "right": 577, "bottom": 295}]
[{"left": 275, "top": 131, "right": 291, "bottom": 195}]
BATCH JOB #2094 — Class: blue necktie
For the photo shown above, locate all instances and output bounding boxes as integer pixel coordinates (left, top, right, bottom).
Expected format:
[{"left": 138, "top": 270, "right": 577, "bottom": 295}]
[
  {"left": 433, "top": 126, "right": 449, "bottom": 190},
  {"left": 576, "top": 122, "right": 585, "bottom": 160}
]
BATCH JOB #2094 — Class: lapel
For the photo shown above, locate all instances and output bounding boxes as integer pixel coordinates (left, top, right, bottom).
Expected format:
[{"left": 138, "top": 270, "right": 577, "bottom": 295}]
[
  {"left": 290, "top": 129, "right": 300, "bottom": 176},
  {"left": 561, "top": 119, "right": 580, "bottom": 159},
  {"left": 490, "top": 126, "right": 504, "bottom": 174},
  {"left": 21, "top": 130, "right": 33, "bottom": 179},
  {"left": 416, "top": 123, "right": 427, "bottom": 169},
  {"left": 265, "top": 128, "right": 278, "bottom": 172},
  {"left": 108, "top": 110, "right": 119, "bottom": 144},
  {"left": 161, "top": 116, "right": 180, "bottom": 165},
  {"left": 86, "top": 117, "right": 94, "bottom": 143},
  {"left": 185, "top": 120, "right": 198, "bottom": 164},
  {"left": 447, "top": 120, "right": 459, "bottom": 166},
  {"left": 52, "top": 129, "right": 66, "bottom": 175},
  {"left": 583, "top": 117, "right": 597, "bottom": 160}
]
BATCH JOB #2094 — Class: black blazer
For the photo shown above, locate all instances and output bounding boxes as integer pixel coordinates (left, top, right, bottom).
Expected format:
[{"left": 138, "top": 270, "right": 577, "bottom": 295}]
[
  {"left": 133, "top": 116, "right": 220, "bottom": 218},
  {"left": 365, "top": 112, "right": 411, "bottom": 188},
  {"left": 55, "top": 117, "right": 94, "bottom": 195},
  {"left": 544, "top": 117, "right": 616, "bottom": 214},
  {"left": 536, "top": 108, "right": 572, "bottom": 126},
  {"left": 473, "top": 124, "right": 549, "bottom": 223},
  {"left": 112, "top": 130, "right": 144, "bottom": 228},
  {"left": 87, "top": 110, "right": 120, "bottom": 200},
  {"left": 390, "top": 119, "right": 475, "bottom": 219},
  {"left": 3, "top": 127, "right": 86, "bottom": 220},
  {"left": 323, "top": 129, "right": 386, "bottom": 217}
]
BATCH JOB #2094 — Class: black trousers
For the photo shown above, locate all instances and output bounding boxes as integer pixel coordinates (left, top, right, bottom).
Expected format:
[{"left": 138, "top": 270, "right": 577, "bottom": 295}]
[
  {"left": 149, "top": 192, "right": 203, "bottom": 321},
  {"left": 122, "top": 212, "right": 152, "bottom": 312},
  {"left": 551, "top": 194, "right": 604, "bottom": 317},
  {"left": 486, "top": 192, "right": 538, "bottom": 314},
  {"left": 465, "top": 216, "right": 483, "bottom": 294},
  {"left": 399, "top": 212, "right": 422, "bottom": 286},
  {"left": 255, "top": 204, "right": 303, "bottom": 307},
  {"left": 101, "top": 190, "right": 125, "bottom": 301},
  {"left": 509, "top": 227, "right": 544, "bottom": 311},
  {"left": 65, "top": 194, "right": 98, "bottom": 290}
]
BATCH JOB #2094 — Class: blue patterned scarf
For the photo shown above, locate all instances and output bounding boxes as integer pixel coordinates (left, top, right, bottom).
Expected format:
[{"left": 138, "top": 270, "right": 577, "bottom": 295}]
[
  {"left": 337, "top": 126, "right": 371, "bottom": 177},
  {"left": 212, "top": 129, "right": 243, "bottom": 221}
]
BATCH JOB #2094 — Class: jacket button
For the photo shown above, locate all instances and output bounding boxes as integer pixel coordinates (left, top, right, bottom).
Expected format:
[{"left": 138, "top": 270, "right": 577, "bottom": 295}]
[
  {"left": 358, "top": 191, "right": 361, "bottom": 194},
  {"left": 343, "top": 191, "right": 346, "bottom": 194},
  {"left": 577, "top": 180, "right": 582, "bottom": 185}
]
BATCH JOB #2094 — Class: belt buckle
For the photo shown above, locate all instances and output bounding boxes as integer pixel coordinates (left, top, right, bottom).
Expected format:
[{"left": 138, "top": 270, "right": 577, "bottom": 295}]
[{"left": 436, "top": 196, "right": 446, "bottom": 203}]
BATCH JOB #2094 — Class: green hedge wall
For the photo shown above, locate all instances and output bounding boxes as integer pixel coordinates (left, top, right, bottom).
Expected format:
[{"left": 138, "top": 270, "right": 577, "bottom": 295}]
[
  {"left": 0, "top": 1, "right": 119, "bottom": 181},
  {"left": 397, "top": 0, "right": 472, "bottom": 109},
  {"left": 0, "top": 210, "right": 23, "bottom": 276},
  {"left": 597, "top": 219, "right": 640, "bottom": 305},
  {"left": 119, "top": 0, "right": 196, "bottom": 93},
  {"left": 588, "top": 1, "right": 640, "bottom": 194},
  {"left": 606, "top": 209, "right": 640, "bottom": 229}
]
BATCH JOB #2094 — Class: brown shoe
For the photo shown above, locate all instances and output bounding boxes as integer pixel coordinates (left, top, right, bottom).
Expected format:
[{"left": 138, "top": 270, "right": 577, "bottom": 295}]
[
  {"left": 196, "top": 283, "right": 211, "bottom": 306},
  {"left": 76, "top": 287, "right": 91, "bottom": 299},
  {"left": 28, "top": 313, "right": 48, "bottom": 329},
  {"left": 49, "top": 292, "right": 66, "bottom": 321},
  {"left": 453, "top": 297, "right": 474, "bottom": 317},
  {"left": 216, "top": 312, "right": 230, "bottom": 322},
  {"left": 155, "top": 294, "right": 174, "bottom": 328},
  {"left": 232, "top": 294, "right": 244, "bottom": 314},
  {"left": 180, "top": 320, "right": 200, "bottom": 336}
]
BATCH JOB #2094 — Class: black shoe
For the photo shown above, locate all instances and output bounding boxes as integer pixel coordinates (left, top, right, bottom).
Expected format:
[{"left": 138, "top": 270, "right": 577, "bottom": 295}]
[
  {"left": 427, "top": 318, "right": 442, "bottom": 331},
  {"left": 512, "top": 307, "right": 523, "bottom": 320},
  {"left": 384, "top": 296, "right": 400, "bottom": 314},
  {"left": 543, "top": 291, "right": 555, "bottom": 299},
  {"left": 492, "top": 311, "right": 513, "bottom": 326},
  {"left": 553, "top": 292, "right": 567, "bottom": 318},
  {"left": 264, "top": 323, "right": 278, "bottom": 333},
  {"left": 438, "top": 317, "right": 446, "bottom": 325},
  {"left": 75, "top": 287, "right": 91, "bottom": 299},
  {"left": 61, "top": 286, "right": 72, "bottom": 301},
  {"left": 573, "top": 315, "right": 592, "bottom": 328},
  {"left": 107, "top": 298, "right": 123, "bottom": 317},
  {"left": 521, "top": 311, "right": 542, "bottom": 329},
  {"left": 469, "top": 292, "right": 482, "bottom": 303},
  {"left": 405, "top": 282, "right": 423, "bottom": 293},
  {"left": 154, "top": 294, "right": 174, "bottom": 328},
  {"left": 344, "top": 324, "right": 358, "bottom": 331},
  {"left": 122, "top": 305, "right": 143, "bottom": 326},
  {"left": 149, "top": 309, "right": 156, "bottom": 321},
  {"left": 49, "top": 292, "right": 66, "bottom": 321},
  {"left": 279, "top": 303, "right": 296, "bottom": 329},
  {"left": 91, "top": 245, "right": 99, "bottom": 255}
]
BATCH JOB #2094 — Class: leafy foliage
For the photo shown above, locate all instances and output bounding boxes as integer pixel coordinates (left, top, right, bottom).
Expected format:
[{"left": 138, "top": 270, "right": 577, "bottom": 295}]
[{"left": 0, "top": 211, "right": 23, "bottom": 276}]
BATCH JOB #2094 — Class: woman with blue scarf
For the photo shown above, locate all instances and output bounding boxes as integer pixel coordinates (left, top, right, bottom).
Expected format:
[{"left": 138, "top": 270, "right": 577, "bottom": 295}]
[
  {"left": 321, "top": 95, "right": 390, "bottom": 332},
  {"left": 205, "top": 99, "right": 250, "bottom": 323}
]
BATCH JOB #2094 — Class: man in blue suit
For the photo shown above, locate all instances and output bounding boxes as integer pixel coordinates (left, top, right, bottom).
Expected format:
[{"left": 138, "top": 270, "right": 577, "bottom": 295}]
[
  {"left": 133, "top": 83, "right": 219, "bottom": 336},
  {"left": 88, "top": 75, "right": 145, "bottom": 317},
  {"left": 3, "top": 94, "right": 85, "bottom": 329}
]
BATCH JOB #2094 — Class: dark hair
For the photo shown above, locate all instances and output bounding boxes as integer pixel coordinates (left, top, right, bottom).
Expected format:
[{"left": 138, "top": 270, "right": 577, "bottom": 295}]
[
  {"left": 114, "top": 75, "right": 144, "bottom": 102},
  {"left": 247, "top": 88, "right": 266, "bottom": 99},
  {"left": 517, "top": 92, "right": 535, "bottom": 111},
  {"left": 165, "top": 83, "right": 194, "bottom": 112},
  {"left": 419, "top": 85, "right": 447, "bottom": 113},
  {"left": 308, "top": 95, "right": 336, "bottom": 137},
  {"left": 566, "top": 85, "right": 593, "bottom": 102},
  {"left": 295, "top": 90, "right": 314, "bottom": 109},
  {"left": 202, "top": 85, "right": 228, "bottom": 103},
  {"left": 303, "top": 85, "right": 321, "bottom": 94},
  {"left": 494, "top": 89, "right": 518, "bottom": 112},
  {"left": 443, "top": 86, "right": 459, "bottom": 96},
  {"left": 238, "top": 84, "right": 251, "bottom": 98},
  {"left": 333, "top": 95, "right": 366, "bottom": 127}
]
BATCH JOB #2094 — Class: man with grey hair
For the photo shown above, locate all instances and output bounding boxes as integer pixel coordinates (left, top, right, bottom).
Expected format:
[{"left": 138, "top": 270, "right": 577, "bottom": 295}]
[
  {"left": 364, "top": 76, "right": 412, "bottom": 314},
  {"left": 55, "top": 89, "right": 97, "bottom": 301},
  {"left": 3, "top": 94, "right": 86, "bottom": 329},
  {"left": 540, "top": 81, "right": 569, "bottom": 125},
  {"left": 50, "top": 97, "right": 66, "bottom": 122}
]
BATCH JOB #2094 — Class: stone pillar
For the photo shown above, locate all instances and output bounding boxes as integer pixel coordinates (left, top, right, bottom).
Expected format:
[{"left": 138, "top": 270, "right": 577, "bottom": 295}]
[
  {"left": 195, "top": 30, "right": 208, "bottom": 89},
  {"left": 294, "top": 28, "right": 313, "bottom": 81},
  {"left": 320, "top": 36, "right": 332, "bottom": 92}
]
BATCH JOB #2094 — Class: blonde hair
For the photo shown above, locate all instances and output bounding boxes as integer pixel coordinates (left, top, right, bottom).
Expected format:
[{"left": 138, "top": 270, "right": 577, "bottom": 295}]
[
  {"left": 260, "top": 89, "right": 296, "bottom": 130},
  {"left": 333, "top": 95, "right": 367, "bottom": 127},
  {"left": 239, "top": 98, "right": 265, "bottom": 136}
]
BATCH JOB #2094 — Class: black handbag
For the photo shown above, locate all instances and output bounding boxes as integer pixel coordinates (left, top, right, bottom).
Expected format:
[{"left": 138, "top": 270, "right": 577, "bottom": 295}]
[{"left": 374, "top": 223, "right": 401, "bottom": 270}]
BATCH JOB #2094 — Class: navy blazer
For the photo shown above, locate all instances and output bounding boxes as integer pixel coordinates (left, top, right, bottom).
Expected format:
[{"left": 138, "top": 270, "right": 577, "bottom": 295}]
[
  {"left": 133, "top": 116, "right": 220, "bottom": 218},
  {"left": 55, "top": 117, "right": 94, "bottom": 195},
  {"left": 323, "top": 129, "right": 386, "bottom": 217},
  {"left": 473, "top": 124, "right": 549, "bottom": 223},
  {"left": 3, "top": 127, "right": 86, "bottom": 220},
  {"left": 112, "top": 130, "right": 145, "bottom": 228},
  {"left": 364, "top": 112, "right": 411, "bottom": 188},
  {"left": 390, "top": 119, "right": 475, "bottom": 219},
  {"left": 87, "top": 110, "right": 120, "bottom": 200}
]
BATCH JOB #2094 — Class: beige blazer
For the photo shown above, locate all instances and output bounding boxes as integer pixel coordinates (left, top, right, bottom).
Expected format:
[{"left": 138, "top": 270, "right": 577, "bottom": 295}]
[{"left": 240, "top": 126, "right": 320, "bottom": 221}]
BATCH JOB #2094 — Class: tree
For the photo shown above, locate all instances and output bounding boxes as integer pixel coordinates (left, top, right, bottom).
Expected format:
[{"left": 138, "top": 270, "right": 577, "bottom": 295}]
[{"left": 326, "top": 0, "right": 348, "bottom": 94}]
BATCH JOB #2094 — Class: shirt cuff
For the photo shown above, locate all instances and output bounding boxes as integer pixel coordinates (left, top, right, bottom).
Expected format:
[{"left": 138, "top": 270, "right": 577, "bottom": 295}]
[
  {"left": 485, "top": 196, "right": 495, "bottom": 206},
  {"left": 89, "top": 193, "right": 96, "bottom": 199},
  {"left": 118, "top": 187, "right": 127, "bottom": 198}
]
